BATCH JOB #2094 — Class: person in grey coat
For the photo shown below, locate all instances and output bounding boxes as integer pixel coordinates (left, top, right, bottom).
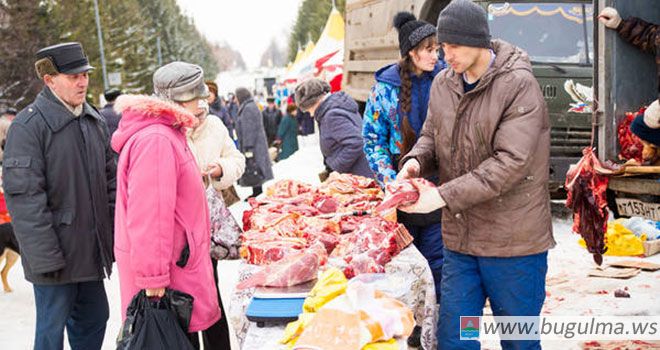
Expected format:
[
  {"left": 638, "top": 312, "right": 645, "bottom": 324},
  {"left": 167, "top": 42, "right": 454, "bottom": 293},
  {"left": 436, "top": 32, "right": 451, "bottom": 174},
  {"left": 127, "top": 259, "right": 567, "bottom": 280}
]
[
  {"left": 235, "top": 87, "right": 273, "bottom": 198},
  {"left": 295, "top": 79, "right": 374, "bottom": 179},
  {"left": 2, "top": 42, "right": 116, "bottom": 350},
  {"left": 99, "top": 88, "right": 121, "bottom": 136}
]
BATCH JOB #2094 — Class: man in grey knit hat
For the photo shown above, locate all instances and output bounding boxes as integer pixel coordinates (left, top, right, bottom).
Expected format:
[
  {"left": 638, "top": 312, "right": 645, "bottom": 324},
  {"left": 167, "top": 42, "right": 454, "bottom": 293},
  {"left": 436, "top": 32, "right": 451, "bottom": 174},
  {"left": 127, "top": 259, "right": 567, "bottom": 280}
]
[{"left": 398, "top": 1, "right": 552, "bottom": 349}]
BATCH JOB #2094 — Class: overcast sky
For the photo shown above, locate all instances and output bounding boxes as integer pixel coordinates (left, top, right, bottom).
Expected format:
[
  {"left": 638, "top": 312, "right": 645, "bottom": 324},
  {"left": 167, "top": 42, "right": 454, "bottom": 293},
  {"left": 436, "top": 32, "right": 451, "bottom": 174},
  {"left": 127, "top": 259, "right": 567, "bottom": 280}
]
[{"left": 176, "top": 0, "right": 303, "bottom": 69}]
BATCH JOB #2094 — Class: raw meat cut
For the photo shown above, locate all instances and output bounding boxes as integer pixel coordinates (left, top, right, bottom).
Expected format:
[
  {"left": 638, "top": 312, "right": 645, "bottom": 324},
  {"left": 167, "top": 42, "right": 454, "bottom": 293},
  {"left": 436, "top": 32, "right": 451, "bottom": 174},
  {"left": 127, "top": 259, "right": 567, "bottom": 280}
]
[
  {"left": 237, "top": 243, "right": 327, "bottom": 289},
  {"left": 344, "top": 252, "right": 386, "bottom": 277},
  {"left": 376, "top": 180, "right": 419, "bottom": 213},
  {"left": 374, "top": 178, "right": 437, "bottom": 213},
  {"left": 244, "top": 203, "right": 319, "bottom": 231},
  {"left": 241, "top": 237, "right": 308, "bottom": 265},
  {"left": 565, "top": 147, "right": 609, "bottom": 265},
  {"left": 312, "top": 195, "right": 340, "bottom": 213},
  {"left": 317, "top": 172, "right": 382, "bottom": 198},
  {"left": 298, "top": 216, "right": 341, "bottom": 252},
  {"left": 331, "top": 216, "right": 408, "bottom": 278},
  {"left": 265, "top": 179, "right": 313, "bottom": 198},
  {"left": 618, "top": 108, "right": 645, "bottom": 162},
  {"left": 240, "top": 212, "right": 342, "bottom": 264},
  {"left": 341, "top": 193, "right": 382, "bottom": 212}
]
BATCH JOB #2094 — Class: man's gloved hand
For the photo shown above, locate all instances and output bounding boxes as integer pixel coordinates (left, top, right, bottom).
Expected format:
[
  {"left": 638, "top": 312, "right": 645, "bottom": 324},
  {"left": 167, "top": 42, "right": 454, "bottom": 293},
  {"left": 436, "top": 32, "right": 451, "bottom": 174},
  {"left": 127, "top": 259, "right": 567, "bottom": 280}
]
[
  {"left": 598, "top": 7, "right": 622, "bottom": 29},
  {"left": 397, "top": 158, "right": 421, "bottom": 180},
  {"left": 399, "top": 178, "right": 447, "bottom": 214}
]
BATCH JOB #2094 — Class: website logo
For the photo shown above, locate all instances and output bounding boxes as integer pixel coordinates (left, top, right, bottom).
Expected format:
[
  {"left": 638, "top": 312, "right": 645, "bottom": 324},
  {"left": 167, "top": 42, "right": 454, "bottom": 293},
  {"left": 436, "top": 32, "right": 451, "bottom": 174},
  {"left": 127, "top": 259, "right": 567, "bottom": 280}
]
[{"left": 460, "top": 316, "right": 481, "bottom": 340}]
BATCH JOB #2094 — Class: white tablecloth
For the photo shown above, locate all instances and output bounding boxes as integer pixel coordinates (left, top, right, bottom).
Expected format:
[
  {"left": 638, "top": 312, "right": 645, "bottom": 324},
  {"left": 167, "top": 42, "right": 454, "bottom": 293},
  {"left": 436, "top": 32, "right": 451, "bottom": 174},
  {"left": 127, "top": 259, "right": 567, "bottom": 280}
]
[{"left": 229, "top": 245, "right": 438, "bottom": 350}]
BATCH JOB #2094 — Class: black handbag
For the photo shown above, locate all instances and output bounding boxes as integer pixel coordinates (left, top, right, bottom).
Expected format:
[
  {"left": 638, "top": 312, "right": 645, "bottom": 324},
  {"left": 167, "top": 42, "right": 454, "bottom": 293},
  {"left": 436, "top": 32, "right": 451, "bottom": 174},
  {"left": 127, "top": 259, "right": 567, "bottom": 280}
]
[{"left": 240, "top": 152, "right": 263, "bottom": 187}]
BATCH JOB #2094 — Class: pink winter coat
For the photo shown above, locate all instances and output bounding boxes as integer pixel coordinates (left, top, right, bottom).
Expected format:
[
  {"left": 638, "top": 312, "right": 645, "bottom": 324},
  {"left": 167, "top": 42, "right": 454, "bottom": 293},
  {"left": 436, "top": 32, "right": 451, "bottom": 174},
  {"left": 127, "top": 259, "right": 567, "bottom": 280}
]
[{"left": 112, "top": 95, "right": 221, "bottom": 332}]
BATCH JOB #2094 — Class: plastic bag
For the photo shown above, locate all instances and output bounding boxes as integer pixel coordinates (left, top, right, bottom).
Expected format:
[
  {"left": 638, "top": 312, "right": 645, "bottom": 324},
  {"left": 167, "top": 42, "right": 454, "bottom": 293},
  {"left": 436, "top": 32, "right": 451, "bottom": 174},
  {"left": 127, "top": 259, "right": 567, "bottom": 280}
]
[
  {"left": 348, "top": 273, "right": 411, "bottom": 300},
  {"left": 362, "top": 339, "right": 399, "bottom": 350},
  {"left": 282, "top": 268, "right": 414, "bottom": 350},
  {"left": 623, "top": 217, "right": 660, "bottom": 241},
  {"left": 292, "top": 279, "right": 414, "bottom": 350},
  {"left": 282, "top": 268, "right": 348, "bottom": 347},
  {"left": 206, "top": 180, "right": 242, "bottom": 260},
  {"left": 117, "top": 289, "right": 195, "bottom": 350},
  {"left": 303, "top": 267, "right": 348, "bottom": 313},
  {"left": 579, "top": 219, "right": 645, "bottom": 256}
]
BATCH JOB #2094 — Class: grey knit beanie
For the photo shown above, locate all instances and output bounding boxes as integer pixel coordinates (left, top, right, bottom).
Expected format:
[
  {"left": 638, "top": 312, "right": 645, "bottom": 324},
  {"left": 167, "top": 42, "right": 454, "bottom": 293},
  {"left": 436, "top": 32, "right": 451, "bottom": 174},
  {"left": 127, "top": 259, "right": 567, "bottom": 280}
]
[
  {"left": 153, "top": 61, "right": 210, "bottom": 102},
  {"left": 295, "top": 78, "right": 331, "bottom": 111},
  {"left": 436, "top": 0, "right": 491, "bottom": 48}
]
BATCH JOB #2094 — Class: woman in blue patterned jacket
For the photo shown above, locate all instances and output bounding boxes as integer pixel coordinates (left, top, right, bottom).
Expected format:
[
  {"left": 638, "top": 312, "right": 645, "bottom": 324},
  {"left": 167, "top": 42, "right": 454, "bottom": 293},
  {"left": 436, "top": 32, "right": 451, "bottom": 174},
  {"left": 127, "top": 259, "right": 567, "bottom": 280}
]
[{"left": 362, "top": 12, "right": 446, "bottom": 310}]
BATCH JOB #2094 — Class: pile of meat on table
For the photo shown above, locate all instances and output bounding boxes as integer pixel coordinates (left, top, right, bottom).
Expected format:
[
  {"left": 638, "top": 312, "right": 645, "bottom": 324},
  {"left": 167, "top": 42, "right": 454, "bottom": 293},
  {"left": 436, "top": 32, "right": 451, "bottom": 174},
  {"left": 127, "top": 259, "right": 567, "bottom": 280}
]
[{"left": 238, "top": 173, "right": 415, "bottom": 289}]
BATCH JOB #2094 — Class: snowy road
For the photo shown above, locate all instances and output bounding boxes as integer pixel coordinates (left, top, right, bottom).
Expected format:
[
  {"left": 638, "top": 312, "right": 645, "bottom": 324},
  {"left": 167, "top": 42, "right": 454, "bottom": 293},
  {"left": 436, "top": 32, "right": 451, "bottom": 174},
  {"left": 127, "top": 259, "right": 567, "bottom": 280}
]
[{"left": 1, "top": 134, "right": 658, "bottom": 349}]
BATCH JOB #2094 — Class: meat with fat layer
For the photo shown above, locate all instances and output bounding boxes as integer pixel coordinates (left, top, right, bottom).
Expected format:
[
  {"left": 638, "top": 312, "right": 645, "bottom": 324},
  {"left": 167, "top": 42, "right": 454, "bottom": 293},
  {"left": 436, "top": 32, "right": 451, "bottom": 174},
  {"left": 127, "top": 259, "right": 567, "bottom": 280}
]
[{"left": 237, "top": 243, "right": 327, "bottom": 289}]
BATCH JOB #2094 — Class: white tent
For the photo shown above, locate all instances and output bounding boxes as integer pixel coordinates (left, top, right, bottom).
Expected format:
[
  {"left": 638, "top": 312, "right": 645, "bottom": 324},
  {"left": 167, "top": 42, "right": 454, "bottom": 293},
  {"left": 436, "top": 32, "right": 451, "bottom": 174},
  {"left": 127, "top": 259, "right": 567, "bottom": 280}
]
[
  {"left": 321, "top": 47, "right": 343, "bottom": 72},
  {"left": 283, "top": 40, "right": 315, "bottom": 83},
  {"left": 297, "top": 7, "right": 345, "bottom": 80},
  {"left": 284, "top": 7, "right": 345, "bottom": 84}
]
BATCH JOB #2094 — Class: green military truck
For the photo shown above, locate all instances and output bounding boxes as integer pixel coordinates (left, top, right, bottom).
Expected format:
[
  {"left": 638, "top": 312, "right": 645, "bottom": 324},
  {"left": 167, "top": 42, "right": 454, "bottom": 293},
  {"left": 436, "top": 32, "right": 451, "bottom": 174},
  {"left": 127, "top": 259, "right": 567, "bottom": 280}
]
[
  {"left": 594, "top": 0, "right": 660, "bottom": 221},
  {"left": 343, "top": 0, "right": 595, "bottom": 194}
]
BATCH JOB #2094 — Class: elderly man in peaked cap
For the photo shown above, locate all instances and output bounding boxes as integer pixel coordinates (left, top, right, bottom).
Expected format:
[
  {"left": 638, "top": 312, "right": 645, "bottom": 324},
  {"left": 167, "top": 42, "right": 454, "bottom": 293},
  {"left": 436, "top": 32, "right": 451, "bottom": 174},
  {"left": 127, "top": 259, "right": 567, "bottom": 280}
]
[{"left": 2, "top": 42, "right": 116, "bottom": 350}]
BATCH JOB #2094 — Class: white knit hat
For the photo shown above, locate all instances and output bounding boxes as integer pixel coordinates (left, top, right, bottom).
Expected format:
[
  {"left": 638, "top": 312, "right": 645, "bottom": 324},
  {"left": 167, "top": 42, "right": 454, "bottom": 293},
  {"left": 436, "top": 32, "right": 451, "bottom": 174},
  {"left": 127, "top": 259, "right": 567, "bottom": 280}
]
[{"left": 644, "top": 100, "right": 660, "bottom": 129}]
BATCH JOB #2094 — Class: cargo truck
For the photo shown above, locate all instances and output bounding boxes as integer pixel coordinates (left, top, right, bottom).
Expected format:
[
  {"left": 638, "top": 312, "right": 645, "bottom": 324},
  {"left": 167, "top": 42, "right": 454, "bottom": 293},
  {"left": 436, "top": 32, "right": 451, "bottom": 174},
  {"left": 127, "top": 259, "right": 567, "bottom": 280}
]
[
  {"left": 593, "top": 0, "right": 660, "bottom": 221},
  {"left": 343, "top": 0, "right": 596, "bottom": 194}
]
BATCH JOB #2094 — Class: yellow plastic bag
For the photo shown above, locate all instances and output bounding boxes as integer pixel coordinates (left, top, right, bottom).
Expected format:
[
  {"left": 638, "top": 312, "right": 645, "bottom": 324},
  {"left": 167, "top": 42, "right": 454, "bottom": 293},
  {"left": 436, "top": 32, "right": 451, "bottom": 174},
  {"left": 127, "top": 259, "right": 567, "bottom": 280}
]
[
  {"left": 579, "top": 220, "right": 645, "bottom": 256},
  {"left": 281, "top": 268, "right": 348, "bottom": 347},
  {"left": 281, "top": 312, "right": 316, "bottom": 347},
  {"left": 362, "top": 339, "right": 399, "bottom": 350},
  {"left": 303, "top": 267, "right": 348, "bottom": 313},
  {"left": 281, "top": 268, "right": 413, "bottom": 350},
  {"left": 292, "top": 280, "right": 414, "bottom": 350}
]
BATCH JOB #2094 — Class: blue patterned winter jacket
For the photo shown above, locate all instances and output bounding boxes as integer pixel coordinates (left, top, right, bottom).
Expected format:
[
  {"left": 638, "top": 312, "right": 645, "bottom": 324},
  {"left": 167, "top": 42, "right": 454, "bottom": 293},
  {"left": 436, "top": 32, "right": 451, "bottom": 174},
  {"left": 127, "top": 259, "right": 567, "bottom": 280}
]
[{"left": 362, "top": 61, "right": 445, "bottom": 186}]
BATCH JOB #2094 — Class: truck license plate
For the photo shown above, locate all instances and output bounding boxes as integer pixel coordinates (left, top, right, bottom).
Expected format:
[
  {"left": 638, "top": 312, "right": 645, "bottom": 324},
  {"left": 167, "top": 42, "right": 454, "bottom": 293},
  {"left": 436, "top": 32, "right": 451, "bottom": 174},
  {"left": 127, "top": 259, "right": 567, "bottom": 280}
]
[{"left": 615, "top": 198, "right": 660, "bottom": 221}]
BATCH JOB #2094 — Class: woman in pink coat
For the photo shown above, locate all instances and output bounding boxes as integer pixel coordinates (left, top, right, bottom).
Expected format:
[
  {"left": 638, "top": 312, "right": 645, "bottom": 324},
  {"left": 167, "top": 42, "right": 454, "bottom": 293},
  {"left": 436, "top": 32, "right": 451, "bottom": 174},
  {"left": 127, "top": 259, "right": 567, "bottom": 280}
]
[{"left": 112, "top": 61, "right": 222, "bottom": 347}]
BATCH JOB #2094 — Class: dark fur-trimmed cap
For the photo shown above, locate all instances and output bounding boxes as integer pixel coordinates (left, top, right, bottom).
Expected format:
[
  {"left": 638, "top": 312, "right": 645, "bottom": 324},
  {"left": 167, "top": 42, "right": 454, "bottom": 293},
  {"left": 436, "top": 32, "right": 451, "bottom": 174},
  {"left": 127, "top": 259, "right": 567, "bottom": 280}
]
[{"left": 35, "top": 42, "right": 94, "bottom": 75}]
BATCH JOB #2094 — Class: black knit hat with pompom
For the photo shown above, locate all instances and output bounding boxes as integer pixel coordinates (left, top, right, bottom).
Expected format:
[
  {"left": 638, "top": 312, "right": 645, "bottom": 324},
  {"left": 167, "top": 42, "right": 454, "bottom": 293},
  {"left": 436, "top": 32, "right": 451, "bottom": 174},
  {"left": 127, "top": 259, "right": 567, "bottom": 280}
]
[{"left": 393, "top": 11, "right": 436, "bottom": 57}]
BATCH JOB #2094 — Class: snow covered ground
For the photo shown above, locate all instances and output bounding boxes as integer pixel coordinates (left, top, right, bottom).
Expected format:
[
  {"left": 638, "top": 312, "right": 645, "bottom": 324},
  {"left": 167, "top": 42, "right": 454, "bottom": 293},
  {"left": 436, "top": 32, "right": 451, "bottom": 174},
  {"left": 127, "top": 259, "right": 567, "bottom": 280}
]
[{"left": 0, "top": 134, "right": 658, "bottom": 349}]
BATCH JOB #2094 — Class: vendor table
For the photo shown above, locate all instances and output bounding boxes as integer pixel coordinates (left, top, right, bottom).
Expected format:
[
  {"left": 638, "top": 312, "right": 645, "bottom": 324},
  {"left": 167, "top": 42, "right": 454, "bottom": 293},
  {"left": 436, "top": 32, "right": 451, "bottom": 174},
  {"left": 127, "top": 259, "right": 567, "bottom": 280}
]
[{"left": 229, "top": 245, "right": 438, "bottom": 350}]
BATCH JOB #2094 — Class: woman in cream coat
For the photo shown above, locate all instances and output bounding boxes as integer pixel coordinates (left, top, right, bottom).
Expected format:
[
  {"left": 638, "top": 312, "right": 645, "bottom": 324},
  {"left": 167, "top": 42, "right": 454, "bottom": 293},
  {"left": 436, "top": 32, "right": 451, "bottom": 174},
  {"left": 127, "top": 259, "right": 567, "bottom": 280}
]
[
  {"left": 187, "top": 106, "right": 245, "bottom": 349},
  {"left": 188, "top": 111, "right": 246, "bottom": 200}
]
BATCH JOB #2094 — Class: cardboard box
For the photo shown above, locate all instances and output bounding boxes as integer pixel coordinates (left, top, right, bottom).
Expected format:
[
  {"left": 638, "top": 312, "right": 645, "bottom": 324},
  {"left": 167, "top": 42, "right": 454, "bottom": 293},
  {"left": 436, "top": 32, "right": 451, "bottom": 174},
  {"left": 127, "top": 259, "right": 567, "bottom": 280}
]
[{"left": 643, "top": 239, "right": 660, "bottom": 257}]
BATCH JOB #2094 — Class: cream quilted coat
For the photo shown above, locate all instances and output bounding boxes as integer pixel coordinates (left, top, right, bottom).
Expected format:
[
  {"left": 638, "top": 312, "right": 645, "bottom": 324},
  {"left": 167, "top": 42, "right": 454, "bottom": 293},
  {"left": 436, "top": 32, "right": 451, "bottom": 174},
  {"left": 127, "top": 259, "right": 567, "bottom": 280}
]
[{"left": 187, "top": 114, "right": 245, "bottom": 191}]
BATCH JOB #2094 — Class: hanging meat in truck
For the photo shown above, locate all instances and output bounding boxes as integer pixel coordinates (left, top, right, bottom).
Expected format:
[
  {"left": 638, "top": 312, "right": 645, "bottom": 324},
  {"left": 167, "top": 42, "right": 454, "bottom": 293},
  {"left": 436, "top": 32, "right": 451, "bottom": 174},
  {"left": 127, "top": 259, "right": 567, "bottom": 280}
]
[{"left": 565, "top": 147, "right": 613, "bottom": 265}]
